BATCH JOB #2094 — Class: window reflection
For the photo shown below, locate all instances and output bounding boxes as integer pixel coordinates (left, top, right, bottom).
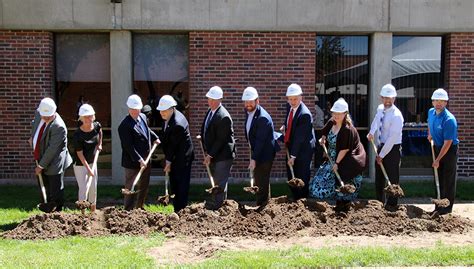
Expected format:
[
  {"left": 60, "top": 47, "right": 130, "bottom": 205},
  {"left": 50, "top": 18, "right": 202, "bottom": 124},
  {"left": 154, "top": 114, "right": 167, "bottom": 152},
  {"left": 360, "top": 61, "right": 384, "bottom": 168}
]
[{"left": 55, "top": 34, "right": 112, "bottom": 172}]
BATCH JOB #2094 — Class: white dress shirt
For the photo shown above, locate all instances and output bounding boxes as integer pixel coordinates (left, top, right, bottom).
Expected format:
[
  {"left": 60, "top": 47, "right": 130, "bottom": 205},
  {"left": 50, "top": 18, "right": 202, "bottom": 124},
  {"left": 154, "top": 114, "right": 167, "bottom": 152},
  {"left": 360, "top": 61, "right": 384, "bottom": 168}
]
[
  {"left": 246, "top": 109, "right": 256, "bottom": 138},
  {"left": 369, "top": 104, "right": 404, "bottom": 158}
]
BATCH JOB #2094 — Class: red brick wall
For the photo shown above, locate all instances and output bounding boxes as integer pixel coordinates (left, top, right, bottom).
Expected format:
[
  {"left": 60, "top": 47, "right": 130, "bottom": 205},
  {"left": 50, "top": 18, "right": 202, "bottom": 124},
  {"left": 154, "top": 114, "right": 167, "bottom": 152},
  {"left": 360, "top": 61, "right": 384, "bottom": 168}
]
[
  {"left": 0, "top": 31, "right": 54, "bottom": 180},
  {"left": 188, "top": 32, "right": 316, "bottom": 180},
  {"left": 445, "top": 33, "right": 474, "bottom": 178}
]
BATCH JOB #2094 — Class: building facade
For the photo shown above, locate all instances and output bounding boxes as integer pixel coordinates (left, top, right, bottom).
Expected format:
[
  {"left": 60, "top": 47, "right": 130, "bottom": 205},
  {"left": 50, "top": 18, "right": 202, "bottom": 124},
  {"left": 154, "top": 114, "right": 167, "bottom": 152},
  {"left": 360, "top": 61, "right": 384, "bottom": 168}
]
[{"left": 0, "top": 0, "right": 473, "bottom": 184}]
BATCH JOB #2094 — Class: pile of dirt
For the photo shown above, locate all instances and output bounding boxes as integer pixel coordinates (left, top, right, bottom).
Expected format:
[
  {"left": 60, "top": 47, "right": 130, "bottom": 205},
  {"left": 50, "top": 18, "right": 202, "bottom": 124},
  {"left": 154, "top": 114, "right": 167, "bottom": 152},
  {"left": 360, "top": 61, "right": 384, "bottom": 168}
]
[{"left": 3, "top": 197, "right": 472, "bottom": 240}]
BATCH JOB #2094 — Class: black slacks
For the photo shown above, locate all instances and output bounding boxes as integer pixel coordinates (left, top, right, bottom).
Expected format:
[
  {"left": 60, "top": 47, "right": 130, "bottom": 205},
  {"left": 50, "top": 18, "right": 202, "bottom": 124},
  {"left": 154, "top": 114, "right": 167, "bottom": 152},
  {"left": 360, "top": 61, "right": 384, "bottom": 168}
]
[
  {"left": 38, "top": 173, "right": 65, "bottom": 211},
  {"left": 254, "top": 160, "right": 273, "bottom": 206},
  {"left": 170, "top": 159, "right": 193, "bottom": 212},
  {"left": 435, "top": 144, "right": 458, "bottom": 213},
  {"left": 375, "top": 144, "right": 401, "bottom": 206}
]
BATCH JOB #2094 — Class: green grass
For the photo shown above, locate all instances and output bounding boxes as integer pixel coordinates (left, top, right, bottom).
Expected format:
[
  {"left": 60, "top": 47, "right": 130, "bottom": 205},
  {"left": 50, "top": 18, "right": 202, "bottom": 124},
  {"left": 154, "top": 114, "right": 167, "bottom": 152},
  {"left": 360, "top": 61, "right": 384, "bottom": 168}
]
[
  {"left": 0, "top": 234, "right": 164, "bottom": 269},
  {"left": 192, "top": 244, "right": 474, "bottom": 268}
]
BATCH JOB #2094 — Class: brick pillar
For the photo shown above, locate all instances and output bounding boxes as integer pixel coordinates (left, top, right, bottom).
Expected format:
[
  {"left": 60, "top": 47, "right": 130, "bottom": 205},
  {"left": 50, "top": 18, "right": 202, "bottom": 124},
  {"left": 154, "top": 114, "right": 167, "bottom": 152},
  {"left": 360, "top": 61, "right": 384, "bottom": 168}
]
[
  {"left": 0, "top": 31, "right": 54, "bottom": 181},
  {"left": 445, "top": 33, "right": 474, "bottom": 178},
  {"left": 188, "top": 32, "right": 316, "bottom": 181}
]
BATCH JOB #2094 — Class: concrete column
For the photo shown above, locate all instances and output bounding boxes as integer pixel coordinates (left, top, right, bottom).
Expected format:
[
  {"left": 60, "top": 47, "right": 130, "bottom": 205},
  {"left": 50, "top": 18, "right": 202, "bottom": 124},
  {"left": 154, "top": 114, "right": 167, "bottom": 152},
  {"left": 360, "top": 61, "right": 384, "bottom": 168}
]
[
  {"left": 369, "top": 32, "right": 392, "bottom": 180},
  {"left": 110, "top": 31, "right": 133, "bottom": 184}
]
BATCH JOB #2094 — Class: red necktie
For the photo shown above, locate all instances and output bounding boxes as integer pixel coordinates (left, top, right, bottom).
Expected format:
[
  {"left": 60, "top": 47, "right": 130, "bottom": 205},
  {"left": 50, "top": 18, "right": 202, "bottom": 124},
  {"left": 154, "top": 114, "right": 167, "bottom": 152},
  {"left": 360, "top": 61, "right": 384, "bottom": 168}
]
[
  {"left": 284, "top": 109, "right": 294, "bottom": 145},
  {"left": 34, "top": 123, "right": 47, "bottom": 161}
]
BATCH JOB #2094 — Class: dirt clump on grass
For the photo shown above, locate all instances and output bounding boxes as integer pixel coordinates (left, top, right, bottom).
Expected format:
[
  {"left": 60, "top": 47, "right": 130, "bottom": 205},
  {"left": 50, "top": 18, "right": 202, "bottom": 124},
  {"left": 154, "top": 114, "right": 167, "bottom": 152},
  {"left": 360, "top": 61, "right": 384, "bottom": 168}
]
[{"left": 3, "top": 197, "right": 472, "bottom": 240}]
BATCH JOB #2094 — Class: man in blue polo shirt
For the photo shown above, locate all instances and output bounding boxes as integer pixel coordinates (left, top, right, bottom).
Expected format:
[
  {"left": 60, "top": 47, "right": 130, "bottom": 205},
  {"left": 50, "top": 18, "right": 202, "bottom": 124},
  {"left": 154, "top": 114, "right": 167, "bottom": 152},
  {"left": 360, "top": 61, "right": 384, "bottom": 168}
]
[{"left": 427, "top": 88, "right": 459, "bottom": 215}]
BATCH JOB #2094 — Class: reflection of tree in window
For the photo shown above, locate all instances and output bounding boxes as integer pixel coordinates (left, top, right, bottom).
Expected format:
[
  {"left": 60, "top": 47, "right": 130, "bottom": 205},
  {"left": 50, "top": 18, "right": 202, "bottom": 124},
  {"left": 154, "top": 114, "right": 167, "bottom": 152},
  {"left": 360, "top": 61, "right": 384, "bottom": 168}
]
[{"left": 133, "top": 35, "right": 189, "bottom": 127}]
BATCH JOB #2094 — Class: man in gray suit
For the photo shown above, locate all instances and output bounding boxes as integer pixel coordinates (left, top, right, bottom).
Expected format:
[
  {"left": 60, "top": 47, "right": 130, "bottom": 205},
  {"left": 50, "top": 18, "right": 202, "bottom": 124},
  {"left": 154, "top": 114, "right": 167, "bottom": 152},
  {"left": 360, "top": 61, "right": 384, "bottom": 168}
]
[{"left": 29, "top": 97, "right": 73, "bottom": 212}]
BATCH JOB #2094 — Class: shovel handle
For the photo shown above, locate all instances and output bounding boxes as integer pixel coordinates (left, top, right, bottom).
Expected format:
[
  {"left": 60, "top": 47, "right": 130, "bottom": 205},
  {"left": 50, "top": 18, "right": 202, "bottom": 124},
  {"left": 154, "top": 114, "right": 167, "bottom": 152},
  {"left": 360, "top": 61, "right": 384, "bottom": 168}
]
[
  {"left": 285, "top": 149, "right": 296, "bottom": 179},
  {"left": 430, "top": 140, "right": 441, "bottom": 199},
  {"left": 130, "top": 143, "right": 158, "bottom": 192},
  {"left": 321, "top": 143, "right": 344, "bottom": 187},
  {"left": 164, "top": 171, "right": 169, "bottom": 196},
  {"left": 370, "top": 140, "right": 392, "bottom": 186},
  {"left": 35, "top": 160, "right": 48, "bottom": 203},
  {"left": 196, "top": 135, "right": 216, "bottom": 188}
]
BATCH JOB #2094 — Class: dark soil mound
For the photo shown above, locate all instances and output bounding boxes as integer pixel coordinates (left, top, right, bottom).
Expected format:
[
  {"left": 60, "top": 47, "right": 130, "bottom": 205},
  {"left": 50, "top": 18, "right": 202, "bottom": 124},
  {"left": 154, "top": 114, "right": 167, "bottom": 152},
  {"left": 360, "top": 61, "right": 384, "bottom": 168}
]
[{"left": 3, "top": 197, "right": 472, "bottom": 240}]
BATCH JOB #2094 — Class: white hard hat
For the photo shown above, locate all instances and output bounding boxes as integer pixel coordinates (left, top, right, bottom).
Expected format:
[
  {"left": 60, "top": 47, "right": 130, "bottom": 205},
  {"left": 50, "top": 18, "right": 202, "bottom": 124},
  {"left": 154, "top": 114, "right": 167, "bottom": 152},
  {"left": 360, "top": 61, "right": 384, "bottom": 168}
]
[
  {"left": 286, "top": 83, "right": 303, "bottom": 96},
  {"left": 206, "top": 86, "right": 223, "bottom": 100},
  {"left": 78, "top": 104, "right": 95, "bottom": 116},
  {"left": 242, "top": 87, "right": 259, "bottom": 101},
  {"left": 380, "top": 84, "right": 397, "bottom": 98},
  {"left": 157, "top": 95, "right": 177, "bottom": 111},
  {"left": 126, "top": 94, "right": 143, "bottom": 110},
  {"left": 431, "top": 88, "right": 449, "bottom": 101},
  {"left": 37, "top": 97, "right": 57, "bottom": 117},
  {"left": 330, "top": 98, "right": 349, "bottom": 113}
]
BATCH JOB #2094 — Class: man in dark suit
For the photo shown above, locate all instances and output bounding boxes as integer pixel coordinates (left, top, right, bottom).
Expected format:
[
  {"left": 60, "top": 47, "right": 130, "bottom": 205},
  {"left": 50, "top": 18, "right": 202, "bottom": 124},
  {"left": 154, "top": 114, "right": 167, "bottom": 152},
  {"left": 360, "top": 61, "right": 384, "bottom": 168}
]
[
  {"left": 119, "top": 94, "right": 160, "bottom": 210},
  {"left": 200, "top": 86, "right": 235, "bottom": 209},
  {"left": 242, "top": 87, "right": 280, "bottom": 206},
  {"left": 281, "top": 83, "right": 316, "bottom": 199},
  {"left": 157, "top": 95, "right": 194, "bottom": 212},
  {"left": 29, "top": 97, "right": 73, "bottom": 212}
]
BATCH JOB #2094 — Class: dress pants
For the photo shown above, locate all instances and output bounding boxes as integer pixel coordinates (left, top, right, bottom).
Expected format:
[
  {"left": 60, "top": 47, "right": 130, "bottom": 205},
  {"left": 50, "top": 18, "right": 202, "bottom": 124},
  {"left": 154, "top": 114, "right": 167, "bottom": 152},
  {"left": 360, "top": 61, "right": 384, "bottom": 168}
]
[
  {"left": 375, "top": 144, "right": 401, "bottom": 207},
  {"left": 124, "top": 166, "right": 151, "bottom": 210},
  {"left": 169, "top": 159, "right": 193, "bottom": 212},
  {"left": 254, "top": 160, "right": 273, "bottom": 206},
  {"left": 434, "top": 144, "right": 458, "bottom": 214},
  {"left": 38, "top": 173, "right": 65, "bottom": 211},
  {"left": 208, "top": 159, "right": 233, "bottom": 208}
]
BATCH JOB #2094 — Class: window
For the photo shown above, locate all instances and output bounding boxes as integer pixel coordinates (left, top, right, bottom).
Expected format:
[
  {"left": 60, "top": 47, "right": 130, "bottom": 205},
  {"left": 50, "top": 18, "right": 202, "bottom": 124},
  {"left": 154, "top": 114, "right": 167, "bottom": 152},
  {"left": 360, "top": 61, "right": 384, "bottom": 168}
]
[
  {"left": 392, "top": 36, "right": 443, "bottom": 168},
  {"left": 55, "top": 34, "right": 111, "bottom": 170},
  {"left": 316, "top": 36, "right": 370, "bottom": 129},
  {"left": 133, "top": 34, "right": 189, "bottom": 128}
]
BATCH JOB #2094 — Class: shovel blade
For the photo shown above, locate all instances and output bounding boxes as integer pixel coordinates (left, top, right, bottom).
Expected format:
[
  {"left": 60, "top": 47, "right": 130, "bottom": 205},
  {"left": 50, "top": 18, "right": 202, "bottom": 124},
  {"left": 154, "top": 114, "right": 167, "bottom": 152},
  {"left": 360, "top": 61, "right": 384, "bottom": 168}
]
[
  {"left": 205, "top": 186, "right": 223, "bottom": 195},
  {"left": 431, "top": 198, "right": 450, "bottom": 208},
  {"left": 243, "top": 186, "right": 259, "bottom": 195},
  {"left": 337, "top": 184, "right": 356, "bottom": 194},
  {"left": 121, "top": 188, "right": 140, "bottom": 196},
  {"left": 75, "top": 200, "right": 91, "bottom": 210},
  {"left": 287, "top": 178, "right": 305, "bottom": 188},
  {"left": 384, "top": 184, "right": 404, "bottom": 198},
  {"left": 37, "top": 202, "right": 57, "bottom": 213},
  {"left": 157, "top": 195, "right": 171, "bottom": 206}
]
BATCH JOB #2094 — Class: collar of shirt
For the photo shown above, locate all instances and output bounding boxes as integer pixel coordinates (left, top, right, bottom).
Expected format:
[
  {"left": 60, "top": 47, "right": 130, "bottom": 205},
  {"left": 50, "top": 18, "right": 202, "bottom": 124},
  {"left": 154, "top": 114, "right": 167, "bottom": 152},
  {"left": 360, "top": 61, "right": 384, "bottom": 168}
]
[{"left": 210, "top": 105, "right": 221, "bottom": 114}]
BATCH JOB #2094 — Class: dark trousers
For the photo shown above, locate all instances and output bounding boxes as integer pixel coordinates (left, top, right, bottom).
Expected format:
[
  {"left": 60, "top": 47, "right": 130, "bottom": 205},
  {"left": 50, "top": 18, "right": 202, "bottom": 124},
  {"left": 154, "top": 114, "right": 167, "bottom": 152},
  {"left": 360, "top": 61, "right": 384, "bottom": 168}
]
[
  {"left": 287, "top": 155, "right": 312, "bottom": 200},
  {"left": 209, "top": 159, "right": 233, "bottom": 208},
  {"left": 170, "top": 160, "right": 193, "bottom": 212},
  {"left": 38, "top": 173, "right": 65, "bottom": 211},
  {"left": 124, "top": 166, "right": 151, "bottom": 210},
  {"left": 435, "top": 144, "right": 458, "bottom": 213},
  {"left": 254, "top": 160, "right": 273, "bottom": 206},
  {"left": 375, "top": 144, "right": 401, "bottom": 206}
]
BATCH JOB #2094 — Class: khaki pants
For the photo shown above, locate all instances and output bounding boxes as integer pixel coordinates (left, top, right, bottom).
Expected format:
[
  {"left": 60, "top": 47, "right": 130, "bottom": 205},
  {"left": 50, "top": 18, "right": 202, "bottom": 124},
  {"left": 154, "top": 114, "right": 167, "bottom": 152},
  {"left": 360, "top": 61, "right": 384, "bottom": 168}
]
[{"left": 73, "top": 164, "right": 98, "bottom": 204}]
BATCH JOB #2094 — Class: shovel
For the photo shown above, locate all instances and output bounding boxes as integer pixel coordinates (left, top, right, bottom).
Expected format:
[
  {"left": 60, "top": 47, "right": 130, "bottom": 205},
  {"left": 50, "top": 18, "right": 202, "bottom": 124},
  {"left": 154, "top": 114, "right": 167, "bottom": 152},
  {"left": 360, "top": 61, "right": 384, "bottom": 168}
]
[
  {"left": 321, "top": 143, "right": 355, "bottom": 194},
  {"left": 430, "top": 139, "right": 450, "bottom": 209},
  {"left": 370, "top": 140, "right": 404, "bottom": 198},
  {"left": 243, "top": 145, "right": 259, "bottom": 194},
  {"left": 121, "top": 143, "right": 158, "bottom": 196},
  {"left": 243, "top": 168, "right": 259, "bottom": 194},
  {"left": 196, "top": 135, "right": 223, "bottom": 195},
  {"left": 157, "top": 171, "right": 175, "bottom": 206},
  {"left": 35, "top": 160, "right": 52, "bottom": 212},
  {"left": 76, "top": 149, "right": 100, "bottom": 211},
  {"left": 286, "top": 149, "right": 305, "bottom": 188}
]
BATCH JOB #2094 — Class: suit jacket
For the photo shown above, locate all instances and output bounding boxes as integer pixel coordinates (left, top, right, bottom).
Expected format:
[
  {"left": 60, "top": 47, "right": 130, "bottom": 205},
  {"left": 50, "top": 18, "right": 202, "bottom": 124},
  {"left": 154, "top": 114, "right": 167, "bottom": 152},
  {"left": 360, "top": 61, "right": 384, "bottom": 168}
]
[
  {"left": 160, "top": 110, "right": 194, "bottom": 166},
  {"left": 31, "top": 112, "right": 73, "bottom": 175},
  {"left": 245, "top": 105, "right": 280, "bottom": 163},
  {"left": 321, "top": 120, "right": 367, "bottom": 181},
  {"left": 282, "top": 102, "right": 316, "bottom": 160},
  {"left": 118, "top": 113, "right": 159, "bottom": 169},
  {"left": 200, "top": 105, "right": 235, "bottom": 162}
]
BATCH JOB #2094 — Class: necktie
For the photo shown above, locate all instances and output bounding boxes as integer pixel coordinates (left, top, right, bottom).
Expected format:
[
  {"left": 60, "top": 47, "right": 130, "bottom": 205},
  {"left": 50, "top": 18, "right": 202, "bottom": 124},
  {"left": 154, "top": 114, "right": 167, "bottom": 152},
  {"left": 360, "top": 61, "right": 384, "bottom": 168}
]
[
  {"left": 378, "top": 111, "right": 385, "bottom": 146},
  {"left": 205, "top": 111, "right": 213, "bottom": 131},
  {"left": 138, "top": 118, "right": 147, "bottom": 138},
  {"left": 34, "top": 123, "right": 47, "bottom": 161},
  {"left": 284, "top": 109, "right": 294, "bottom": 145}
]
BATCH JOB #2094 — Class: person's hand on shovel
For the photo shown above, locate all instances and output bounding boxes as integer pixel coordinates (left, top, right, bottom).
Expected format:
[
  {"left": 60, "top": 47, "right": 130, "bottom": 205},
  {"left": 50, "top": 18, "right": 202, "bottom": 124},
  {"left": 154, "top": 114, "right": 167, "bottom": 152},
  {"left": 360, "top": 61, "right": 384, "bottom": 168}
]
[
  {"left": 35, "top": 165, "right": 43, "bottom": 176},
  {"left": 248, "top": 159, "right": 256, "bottom": 171},
  {"left": 287, "top": 156, "right": 295, "bottom": 166},
  {"left": 96, "top": 144, "right": 103, "bottom": 152},
  {"left": 203, "top": 154, "right": 212, "bottom": 166},
  {"left": 139, "top": 159, "right": 147, "bottom": 169},
  {"left": 332, "top": 163, "right": 339, "bottom": 173},
  {"left": 164, "top": 162, "right": 171, "bottom": 173}
]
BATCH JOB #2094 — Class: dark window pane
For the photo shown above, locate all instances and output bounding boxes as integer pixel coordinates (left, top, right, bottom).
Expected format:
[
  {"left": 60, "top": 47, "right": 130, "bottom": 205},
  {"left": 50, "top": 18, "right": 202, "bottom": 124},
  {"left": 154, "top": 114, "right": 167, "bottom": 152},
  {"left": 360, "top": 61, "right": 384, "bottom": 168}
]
[
  {"left": 133, "top": 34, "right": 189, "bottom": 128},
  {"left": 316, "top": 36, "right": 369, "bottom": 128},
  {"left": 392, "top": 36, "right": 443, "bottom": 167},
  {"left": 55, "top": 33, "right": 111, "bottom": 173}
]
